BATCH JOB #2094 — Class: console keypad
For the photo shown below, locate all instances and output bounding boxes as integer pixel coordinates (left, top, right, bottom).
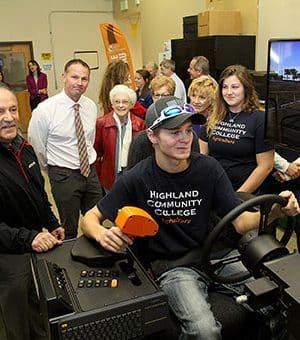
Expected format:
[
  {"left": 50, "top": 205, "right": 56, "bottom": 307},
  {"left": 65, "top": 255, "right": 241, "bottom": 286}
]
[{"left": 78, "top": 269, "right": 119, "bottom": 288}]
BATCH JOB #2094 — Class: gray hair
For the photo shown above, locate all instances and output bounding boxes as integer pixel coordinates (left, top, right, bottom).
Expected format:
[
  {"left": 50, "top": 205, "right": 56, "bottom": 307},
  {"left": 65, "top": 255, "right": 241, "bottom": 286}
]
[
  {"left": 160, "top": 59, "right": 176, "bottom": 72},
  {"left": 109, "top": 84, "right": 137, "bottom": 106},
  {"left": 193, "top": 56, "right": 210, "bottom": 75},
  {"left": 0, "top": 82, "right": 16, "bottom": 100}
]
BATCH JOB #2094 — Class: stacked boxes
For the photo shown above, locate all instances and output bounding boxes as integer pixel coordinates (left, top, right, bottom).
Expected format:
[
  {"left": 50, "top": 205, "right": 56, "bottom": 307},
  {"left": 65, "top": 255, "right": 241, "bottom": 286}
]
[{"left": 198, "top": 10, "right": 241, "bottom": 36}]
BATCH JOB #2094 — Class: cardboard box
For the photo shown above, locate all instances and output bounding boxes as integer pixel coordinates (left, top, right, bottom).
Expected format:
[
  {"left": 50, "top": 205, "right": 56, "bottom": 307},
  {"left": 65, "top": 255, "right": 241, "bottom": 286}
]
[{"left": 198, "top": 10, "right": 241, "bottom": 36}]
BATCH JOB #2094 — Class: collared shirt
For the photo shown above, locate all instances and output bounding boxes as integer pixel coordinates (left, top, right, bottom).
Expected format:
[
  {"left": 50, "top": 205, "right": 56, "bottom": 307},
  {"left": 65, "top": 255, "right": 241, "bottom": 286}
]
[
  {"left": 28, "top": 90, "right": 97, "bottom": 169},
  {"left": 171, "top": 72, "right": 187, "bottom": 103}
]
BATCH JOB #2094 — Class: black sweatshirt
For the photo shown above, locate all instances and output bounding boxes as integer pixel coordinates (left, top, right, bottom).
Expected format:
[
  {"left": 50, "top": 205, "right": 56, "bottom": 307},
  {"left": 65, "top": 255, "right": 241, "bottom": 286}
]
[{"left": 0, "top": 135, "right": 59, "bottom": 253}]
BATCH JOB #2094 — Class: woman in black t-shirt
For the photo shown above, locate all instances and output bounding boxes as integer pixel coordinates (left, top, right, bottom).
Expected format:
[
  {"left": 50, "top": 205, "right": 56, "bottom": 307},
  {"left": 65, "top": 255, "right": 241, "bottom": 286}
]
[{"left": 199, "top": 64, "right": 274, "bottom": 193}]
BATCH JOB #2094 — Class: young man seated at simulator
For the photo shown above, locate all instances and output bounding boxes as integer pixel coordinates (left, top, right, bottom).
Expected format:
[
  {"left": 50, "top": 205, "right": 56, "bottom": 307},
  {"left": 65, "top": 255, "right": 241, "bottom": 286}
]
[{"left": 81, "top": 96, "right": 299, "bottom": 340}]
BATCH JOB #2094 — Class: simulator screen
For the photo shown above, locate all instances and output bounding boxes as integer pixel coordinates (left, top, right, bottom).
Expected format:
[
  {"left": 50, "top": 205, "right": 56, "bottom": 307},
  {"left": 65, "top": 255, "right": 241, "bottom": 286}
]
[{"left": 265, "top": 39, "right": 300, "bottom": 154}]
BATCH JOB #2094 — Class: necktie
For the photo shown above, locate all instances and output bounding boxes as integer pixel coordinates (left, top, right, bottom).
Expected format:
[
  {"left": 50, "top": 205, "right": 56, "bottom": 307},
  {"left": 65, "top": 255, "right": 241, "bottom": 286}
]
[{"left": 73, "top": 103, "right": 90, "bottom": 177}]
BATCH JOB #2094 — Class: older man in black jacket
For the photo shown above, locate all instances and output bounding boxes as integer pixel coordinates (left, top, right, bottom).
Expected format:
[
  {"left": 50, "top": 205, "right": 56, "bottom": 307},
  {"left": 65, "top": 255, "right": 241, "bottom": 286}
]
[{"left": 0, "top": 82, "right": 64, "bottom": 339}]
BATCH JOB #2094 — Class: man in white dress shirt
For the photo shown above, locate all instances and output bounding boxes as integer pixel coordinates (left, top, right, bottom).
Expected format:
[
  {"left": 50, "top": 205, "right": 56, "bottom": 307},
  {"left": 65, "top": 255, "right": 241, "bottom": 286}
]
[
  {"left": 160, "top": 59, "right": 187, "bottom": 103},
  {"left": 28, "top": 59, "right": 102, "bottom": 239}
]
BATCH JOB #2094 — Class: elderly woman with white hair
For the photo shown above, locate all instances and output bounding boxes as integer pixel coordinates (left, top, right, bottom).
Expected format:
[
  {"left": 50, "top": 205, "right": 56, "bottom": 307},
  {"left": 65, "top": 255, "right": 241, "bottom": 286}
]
[{"left": 94, "top": 84, "right": 146, "bottom": 192}]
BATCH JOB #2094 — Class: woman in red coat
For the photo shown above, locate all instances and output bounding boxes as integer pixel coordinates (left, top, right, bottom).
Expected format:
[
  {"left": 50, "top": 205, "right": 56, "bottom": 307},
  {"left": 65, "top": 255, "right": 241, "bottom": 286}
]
[
  {"left": 26, "top": 60, "right": 48, "bottom": 110},
  {"left": 94, "top": 84, "right": 146, "bottom": 192}
]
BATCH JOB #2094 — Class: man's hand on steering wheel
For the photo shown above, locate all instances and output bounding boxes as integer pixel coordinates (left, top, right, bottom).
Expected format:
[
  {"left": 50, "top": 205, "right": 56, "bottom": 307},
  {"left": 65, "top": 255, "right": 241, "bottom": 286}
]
[
  {"left": 276, "top": 191, "right": 300, "bottom": 217},
  {"left": 233, "top": 191, "right": 299, "bottom": 235}
]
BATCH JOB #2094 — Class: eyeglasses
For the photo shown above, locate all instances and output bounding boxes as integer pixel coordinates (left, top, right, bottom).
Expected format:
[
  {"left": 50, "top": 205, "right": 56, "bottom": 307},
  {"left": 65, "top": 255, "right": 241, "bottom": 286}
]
[
  {"left": 149, "top": 103, "right": 195, "bottom": 129},
  {"left": 112, "top": 99, "right": 130, "bottom": 106},
  {"left": 153, "top": 93, "right": 170, "bottom": 99}
]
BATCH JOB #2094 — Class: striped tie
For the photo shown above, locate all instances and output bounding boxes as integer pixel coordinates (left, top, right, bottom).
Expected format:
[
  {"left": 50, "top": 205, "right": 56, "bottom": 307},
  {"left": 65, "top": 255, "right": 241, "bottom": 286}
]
[{"left": 73, "top": 103, "right": 90, "bottom": 177}]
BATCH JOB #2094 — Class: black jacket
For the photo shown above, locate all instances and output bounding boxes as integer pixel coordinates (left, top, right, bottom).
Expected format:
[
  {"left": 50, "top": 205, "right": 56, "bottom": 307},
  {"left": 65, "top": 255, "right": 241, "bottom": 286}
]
[{"left": 0, "top": 135, "right": 59, "bottom": 253}]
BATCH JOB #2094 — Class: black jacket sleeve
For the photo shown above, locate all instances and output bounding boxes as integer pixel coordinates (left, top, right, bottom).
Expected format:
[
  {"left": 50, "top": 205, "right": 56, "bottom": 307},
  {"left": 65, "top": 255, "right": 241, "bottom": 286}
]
[{"left": 0, "top": 222, "right": 39, "bottom": 254}]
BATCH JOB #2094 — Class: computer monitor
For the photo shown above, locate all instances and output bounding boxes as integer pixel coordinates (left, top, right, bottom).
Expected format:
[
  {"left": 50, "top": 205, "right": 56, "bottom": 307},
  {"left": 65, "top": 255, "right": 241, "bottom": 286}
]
[{"left": 265, "top": 39, "right": 300, "bottom": 156}]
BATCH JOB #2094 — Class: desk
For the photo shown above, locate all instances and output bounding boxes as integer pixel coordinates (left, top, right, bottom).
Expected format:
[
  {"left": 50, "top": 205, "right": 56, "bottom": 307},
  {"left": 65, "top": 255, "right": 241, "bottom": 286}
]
[
  {"left": 15, "top": 91, "right": 31, "bottom": 134},
  {"left": 32, "top": 238, "right": 169, "bottom": 340}
]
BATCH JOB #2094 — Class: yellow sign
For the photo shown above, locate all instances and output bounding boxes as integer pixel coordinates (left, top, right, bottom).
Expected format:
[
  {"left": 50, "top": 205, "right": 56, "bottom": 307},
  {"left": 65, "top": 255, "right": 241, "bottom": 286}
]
[{"left": 41, "top": 53, "right": 52, "bottom": 61}]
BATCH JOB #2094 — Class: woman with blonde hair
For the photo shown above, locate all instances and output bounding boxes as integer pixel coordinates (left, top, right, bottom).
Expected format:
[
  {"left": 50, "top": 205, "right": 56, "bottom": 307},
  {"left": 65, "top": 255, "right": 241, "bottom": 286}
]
[
  {"left": 188, "top": 75, "right": 218, "bottom": 137},
  {"left": 199, "top": 64, "right": 274, "bottom": 193},
  {"left": 188, "top": 76, "right": 218, "bottom": 116}
]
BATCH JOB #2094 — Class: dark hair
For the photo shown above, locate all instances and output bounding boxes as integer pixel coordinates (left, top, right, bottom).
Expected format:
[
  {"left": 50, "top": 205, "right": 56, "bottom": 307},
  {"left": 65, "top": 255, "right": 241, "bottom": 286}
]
[
  {"left": 28, "top": 60, "right": 41, "bottom": 75},
  {"left": 64, "top": 59, "right": 90, "bottom": 73},
  {"left": 0, "top": 70, "right": 4, "bottom": 82},
  {"left": 99, "top": 60, "right": 130, "bottom": 114},
  {"left": 136, "top": 69, "right": 151, "bottom": 98}
]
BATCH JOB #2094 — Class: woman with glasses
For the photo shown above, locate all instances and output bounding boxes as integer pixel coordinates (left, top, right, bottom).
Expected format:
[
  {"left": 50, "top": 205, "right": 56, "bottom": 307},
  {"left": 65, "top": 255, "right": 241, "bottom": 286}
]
[
  {"left": 135, "top": 69, "right": 153, "bottom": 109},
  {"left": 188, "top": 75, "right": 218, "bottom": 138},
  {"left": 94, "top": 84, "right": 146, "bottom": 193},
  {"left": 98, "top": 60, "right": 146, "bottom": 118},
  {"left": 149, "top": 75, "right": 176, "bottom": 102},
  {"left": 199, "top": 64, "right": 274, "bottom": 194}
]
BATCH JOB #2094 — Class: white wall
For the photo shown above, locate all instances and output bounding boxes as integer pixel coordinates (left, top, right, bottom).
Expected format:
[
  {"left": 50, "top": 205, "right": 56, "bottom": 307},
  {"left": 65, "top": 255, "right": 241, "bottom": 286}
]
[
  {"left": 257, "top": 0, "right": 300, "bottom": 71},
  {"left": 139, "top": 0, "right": 207, "bottom": 65},
  {"left": 0, "top": 0, "right": 114, "bottom": 106},
  {"left": 49, "top": 10, "right": 113, "bottom": 103}
]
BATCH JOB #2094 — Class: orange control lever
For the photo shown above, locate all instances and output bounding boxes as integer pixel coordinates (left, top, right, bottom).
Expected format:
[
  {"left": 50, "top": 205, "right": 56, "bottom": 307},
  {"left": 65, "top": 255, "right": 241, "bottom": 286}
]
[{"left": 115, "top": 206, "right": 159, "bottom": 237}]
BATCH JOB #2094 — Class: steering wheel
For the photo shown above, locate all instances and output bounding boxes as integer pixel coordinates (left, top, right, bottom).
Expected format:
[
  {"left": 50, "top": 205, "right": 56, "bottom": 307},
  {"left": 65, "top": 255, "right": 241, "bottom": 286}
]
[{"left": 201, "top": 194, "right": 293, "bottom": 284}]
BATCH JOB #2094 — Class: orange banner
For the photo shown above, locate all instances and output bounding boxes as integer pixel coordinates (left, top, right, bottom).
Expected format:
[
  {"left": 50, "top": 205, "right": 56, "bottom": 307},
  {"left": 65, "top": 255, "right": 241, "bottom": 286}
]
[{"left": 100, "top": 23, "right": 135, "bottom": 89}]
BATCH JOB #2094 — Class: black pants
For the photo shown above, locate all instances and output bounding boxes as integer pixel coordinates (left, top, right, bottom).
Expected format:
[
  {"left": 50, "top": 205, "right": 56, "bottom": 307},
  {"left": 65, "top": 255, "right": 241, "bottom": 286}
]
[
  {"left": 48, "top": 165, "right": 102, "bottom": 239},
  {"left": 0, "top": 254, "right": 49, "bottom": 340},
  {"left": 30, "top": 96, "right": 41, "bottom": 111}
]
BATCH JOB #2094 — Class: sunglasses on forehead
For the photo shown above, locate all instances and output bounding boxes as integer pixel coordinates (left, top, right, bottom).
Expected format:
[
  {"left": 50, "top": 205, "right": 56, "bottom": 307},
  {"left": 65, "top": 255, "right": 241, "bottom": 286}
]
[{"left": 149, "top": 103, "right": 195, "bottom": 130}]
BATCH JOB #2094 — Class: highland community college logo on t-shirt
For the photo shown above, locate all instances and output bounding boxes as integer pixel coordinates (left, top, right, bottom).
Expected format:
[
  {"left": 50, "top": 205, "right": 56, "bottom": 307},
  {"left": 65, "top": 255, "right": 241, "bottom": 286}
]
[
  {"left": 146, "top": 190, "right": 203, "bottom": 224},
  {"left": 211, "top": 120, "right": 247, "bottom": 145}
]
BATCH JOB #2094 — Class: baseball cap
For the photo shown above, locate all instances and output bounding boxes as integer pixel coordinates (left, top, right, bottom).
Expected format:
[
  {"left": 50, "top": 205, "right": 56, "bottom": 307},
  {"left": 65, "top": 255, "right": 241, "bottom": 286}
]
[{"left": 146, "top": 96, "right": 206, "bottom": 130}]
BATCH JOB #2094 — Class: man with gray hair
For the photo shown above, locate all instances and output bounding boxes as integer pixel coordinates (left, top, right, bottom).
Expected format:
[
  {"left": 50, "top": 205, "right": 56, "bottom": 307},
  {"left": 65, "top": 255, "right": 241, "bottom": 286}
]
[
  {"left": 160, "top": 59, "right": 187, "bottom": 103},
  {"left": 0, "top": 82, "right": 64, "bottom": 340},
  {"left": 188, "top": 55, "right": 210, "bottom": 80},
  {"left": 145, "top": 61, "right": 159, "bottom": 80}
]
